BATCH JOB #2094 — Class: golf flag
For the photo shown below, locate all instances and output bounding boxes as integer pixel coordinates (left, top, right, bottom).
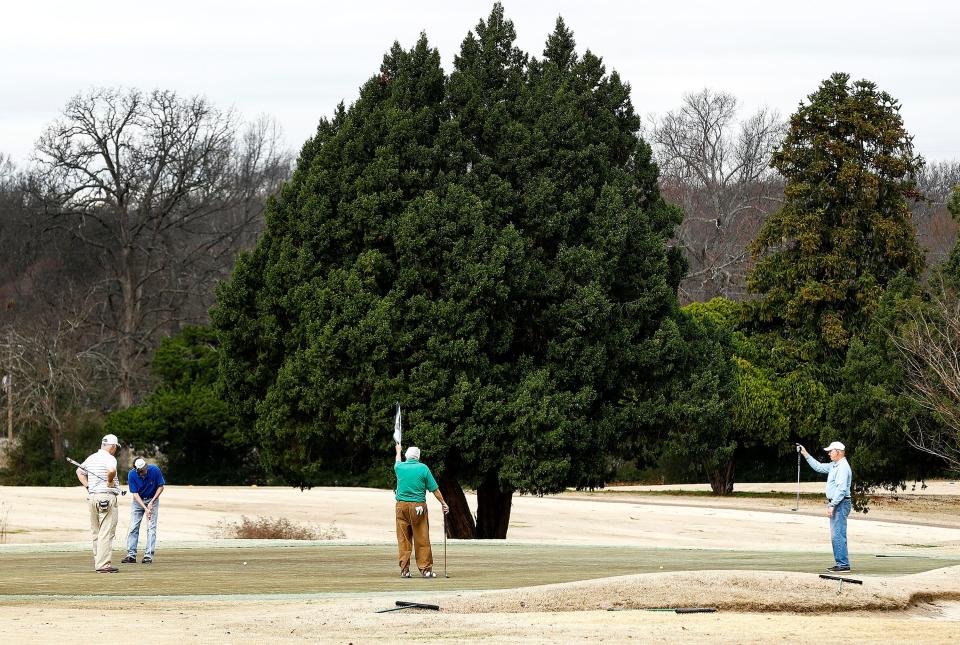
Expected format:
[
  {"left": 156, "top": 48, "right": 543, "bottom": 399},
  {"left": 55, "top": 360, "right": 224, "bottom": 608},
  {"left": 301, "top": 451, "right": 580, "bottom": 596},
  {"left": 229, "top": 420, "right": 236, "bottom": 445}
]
[{"left": 393, "top": 404, "right": 402, "bottom": 444}]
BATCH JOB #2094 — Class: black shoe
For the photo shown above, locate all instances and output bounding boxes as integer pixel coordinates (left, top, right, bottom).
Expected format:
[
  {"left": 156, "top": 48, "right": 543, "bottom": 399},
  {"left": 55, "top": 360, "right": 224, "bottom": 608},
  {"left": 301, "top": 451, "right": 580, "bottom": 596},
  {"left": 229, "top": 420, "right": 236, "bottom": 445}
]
[
  {"left": 826, "top": 565, "right": 851, "bottom": 573},
  {"left": 142, "top": 557, "right": 153, "bottom": 564},
  {"left": 121, "top": 556, "right": 137, "bottom": 564}
]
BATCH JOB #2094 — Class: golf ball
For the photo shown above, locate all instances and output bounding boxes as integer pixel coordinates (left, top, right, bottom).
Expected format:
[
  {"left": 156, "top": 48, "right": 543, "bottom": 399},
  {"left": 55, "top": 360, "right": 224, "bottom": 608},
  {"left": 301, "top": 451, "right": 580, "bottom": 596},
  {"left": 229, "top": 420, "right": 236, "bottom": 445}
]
[{"left": 243, "top": 562, "right": 247, "bottom": 565}]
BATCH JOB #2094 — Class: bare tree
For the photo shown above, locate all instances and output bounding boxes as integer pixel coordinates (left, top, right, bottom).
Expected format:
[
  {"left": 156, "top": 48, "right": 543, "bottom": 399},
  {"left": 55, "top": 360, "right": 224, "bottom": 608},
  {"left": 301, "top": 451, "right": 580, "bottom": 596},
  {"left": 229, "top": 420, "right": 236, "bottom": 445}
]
[
  {"left": 913, "top": 160, "right": 960, "bottom": 267},
  {"left": 650, "top": 89, "right": 785, "bottom": 302},
  {"left": 0, "top": 320, "right": 110, "bottom": 461},
  {"left": 31, "top": 88, "right": 290, "bottom": 407},
  {"left": 894, "top": 279, "right": 960, "bottom": 471}
]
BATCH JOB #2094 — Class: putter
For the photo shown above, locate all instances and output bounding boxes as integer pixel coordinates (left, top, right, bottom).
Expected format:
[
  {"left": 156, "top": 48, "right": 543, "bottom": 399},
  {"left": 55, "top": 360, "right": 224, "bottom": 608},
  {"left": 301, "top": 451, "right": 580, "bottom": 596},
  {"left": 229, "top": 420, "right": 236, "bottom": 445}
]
[
  {"left": 792, "top": 445, "right": 801, "bottom": 511},
  {"left": 67, "top": 457, "right": 126, "bottom": 496},
  {"left": 443, "top": 512, "right": 449, "bottom": 578}
]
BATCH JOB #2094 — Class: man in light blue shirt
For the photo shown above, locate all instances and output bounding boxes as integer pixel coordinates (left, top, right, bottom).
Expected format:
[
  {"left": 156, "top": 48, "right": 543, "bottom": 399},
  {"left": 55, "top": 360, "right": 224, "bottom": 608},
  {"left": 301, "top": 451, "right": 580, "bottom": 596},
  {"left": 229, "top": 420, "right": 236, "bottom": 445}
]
[{"left": 799, "top": 441, "right": 853, "bottom": 572}]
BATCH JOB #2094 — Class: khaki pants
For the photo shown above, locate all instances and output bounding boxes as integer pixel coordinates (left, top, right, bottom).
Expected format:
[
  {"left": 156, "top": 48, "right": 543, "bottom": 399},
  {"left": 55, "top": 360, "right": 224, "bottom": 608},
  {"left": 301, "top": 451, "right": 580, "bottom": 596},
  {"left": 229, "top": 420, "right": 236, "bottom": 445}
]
[
  {"left": 88, "top": 493, "right": 118, "bottom": 570},
  {"left": 396, "top": 501, "right": 433, "bottom": 574}
]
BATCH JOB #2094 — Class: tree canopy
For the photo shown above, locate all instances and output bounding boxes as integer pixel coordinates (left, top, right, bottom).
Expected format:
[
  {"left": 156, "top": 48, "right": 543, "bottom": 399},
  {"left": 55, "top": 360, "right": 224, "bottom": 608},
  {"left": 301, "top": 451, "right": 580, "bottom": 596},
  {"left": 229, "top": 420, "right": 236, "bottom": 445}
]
[
  {"left": 212, "top": 5, "right": 684, "bottom": 537},
  {"left": 748, "top": 72, "right": 924, "bottom": 364}
]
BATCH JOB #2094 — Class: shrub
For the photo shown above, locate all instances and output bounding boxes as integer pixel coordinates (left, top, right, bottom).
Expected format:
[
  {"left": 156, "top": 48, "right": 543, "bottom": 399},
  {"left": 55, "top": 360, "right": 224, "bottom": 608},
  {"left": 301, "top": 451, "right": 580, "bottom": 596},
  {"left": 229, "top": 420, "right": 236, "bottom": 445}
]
[{"left": 212, "top": 515, "right": 345, "bottom": 540}]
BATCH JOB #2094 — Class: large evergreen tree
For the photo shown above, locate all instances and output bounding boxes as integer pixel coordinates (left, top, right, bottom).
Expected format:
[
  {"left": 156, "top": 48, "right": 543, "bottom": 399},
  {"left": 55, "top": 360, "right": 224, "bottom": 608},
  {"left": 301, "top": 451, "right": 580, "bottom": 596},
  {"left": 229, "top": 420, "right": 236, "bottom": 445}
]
[
  {"left": 212, "top": 6, "right": 683, "bottom": 537},
  {"left": 748, "top": 72, "right": 924, "bottom": 363},
  {"left": 746, "top": 73, "right": 931, "bottom": 494}
]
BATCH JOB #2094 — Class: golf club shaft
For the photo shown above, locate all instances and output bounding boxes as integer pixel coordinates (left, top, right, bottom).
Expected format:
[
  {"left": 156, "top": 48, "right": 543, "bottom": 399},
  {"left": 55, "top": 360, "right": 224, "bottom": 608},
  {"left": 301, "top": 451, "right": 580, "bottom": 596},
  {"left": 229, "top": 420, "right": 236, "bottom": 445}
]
[
  {"left": 794, "top": 449, "right": 801, "bottom": 510},
  {"left": 67, "top": 457, "right": 124, "bottom": 495}
]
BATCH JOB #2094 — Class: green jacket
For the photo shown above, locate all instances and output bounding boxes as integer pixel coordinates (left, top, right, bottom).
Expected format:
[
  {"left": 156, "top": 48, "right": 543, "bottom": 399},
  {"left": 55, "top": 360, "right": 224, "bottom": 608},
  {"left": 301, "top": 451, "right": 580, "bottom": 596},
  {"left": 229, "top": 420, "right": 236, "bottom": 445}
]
[{"left": 394, "top": 458, "right": 438, "bottom": 502}]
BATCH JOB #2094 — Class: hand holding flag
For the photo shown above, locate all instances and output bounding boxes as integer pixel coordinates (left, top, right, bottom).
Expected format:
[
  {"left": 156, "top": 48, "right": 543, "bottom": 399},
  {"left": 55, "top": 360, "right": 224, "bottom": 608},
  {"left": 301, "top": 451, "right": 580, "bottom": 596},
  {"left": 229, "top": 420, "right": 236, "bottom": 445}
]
[{"left": 393, "top": 404, "right": 402, "bottom": 445}]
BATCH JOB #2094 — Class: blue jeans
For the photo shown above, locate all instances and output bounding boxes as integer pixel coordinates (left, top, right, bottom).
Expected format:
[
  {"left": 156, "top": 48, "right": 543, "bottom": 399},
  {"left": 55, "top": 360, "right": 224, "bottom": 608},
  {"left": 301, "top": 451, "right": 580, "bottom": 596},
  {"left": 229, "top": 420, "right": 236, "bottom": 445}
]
[
  {"left": 127, "top": 498, "right": 159, "bottom": 559},
  {"left": 829, "top": 498, "right": 851, "bottom": 567}
]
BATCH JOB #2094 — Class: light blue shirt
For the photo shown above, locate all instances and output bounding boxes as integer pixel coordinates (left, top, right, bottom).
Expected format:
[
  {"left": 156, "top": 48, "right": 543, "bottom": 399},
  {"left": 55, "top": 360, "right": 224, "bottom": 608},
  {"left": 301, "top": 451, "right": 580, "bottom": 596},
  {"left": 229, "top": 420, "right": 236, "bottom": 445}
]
[{"left": 805, "top": 455, "right": 852, "bottom": 507}]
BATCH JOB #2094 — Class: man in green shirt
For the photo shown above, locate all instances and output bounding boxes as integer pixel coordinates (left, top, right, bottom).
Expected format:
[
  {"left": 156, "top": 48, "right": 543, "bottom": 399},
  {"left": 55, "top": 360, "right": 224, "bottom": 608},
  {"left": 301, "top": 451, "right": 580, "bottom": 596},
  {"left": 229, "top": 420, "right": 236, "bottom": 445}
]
[{"left": 394, "top": 444, "right": 449, "bottom": 578}]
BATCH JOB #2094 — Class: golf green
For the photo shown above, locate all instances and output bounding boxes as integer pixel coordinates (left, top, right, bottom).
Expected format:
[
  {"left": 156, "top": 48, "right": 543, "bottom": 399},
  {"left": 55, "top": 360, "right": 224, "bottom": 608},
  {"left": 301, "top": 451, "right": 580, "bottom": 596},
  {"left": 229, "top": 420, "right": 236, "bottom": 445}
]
[{"left": 2, "top": 543, "right": 956, "bottom": 597}]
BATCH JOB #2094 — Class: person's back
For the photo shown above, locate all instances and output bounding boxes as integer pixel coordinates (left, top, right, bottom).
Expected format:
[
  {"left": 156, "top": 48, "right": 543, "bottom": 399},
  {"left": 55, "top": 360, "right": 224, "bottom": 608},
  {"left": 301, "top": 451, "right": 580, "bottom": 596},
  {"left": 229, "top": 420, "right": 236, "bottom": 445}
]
[
  {"left": 392, "top": 444, "right": 448, "bottom": 578},
  {"left": 394, "top": 459, "right": 436, "bottom": 502}
]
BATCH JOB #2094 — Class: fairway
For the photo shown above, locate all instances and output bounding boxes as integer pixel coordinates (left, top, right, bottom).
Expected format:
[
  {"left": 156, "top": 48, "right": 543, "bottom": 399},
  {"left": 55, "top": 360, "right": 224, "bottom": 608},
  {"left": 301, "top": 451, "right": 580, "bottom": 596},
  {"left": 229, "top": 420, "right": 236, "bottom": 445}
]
[{"left": 2, "top": 542, "right": 957, "bottom": 597}]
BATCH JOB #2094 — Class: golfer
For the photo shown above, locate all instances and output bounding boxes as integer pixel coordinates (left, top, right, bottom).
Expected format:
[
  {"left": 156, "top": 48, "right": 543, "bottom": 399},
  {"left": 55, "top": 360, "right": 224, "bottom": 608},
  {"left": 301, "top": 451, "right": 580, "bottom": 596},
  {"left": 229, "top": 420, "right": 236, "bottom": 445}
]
[
  {"left": 798, "top": 441, "right": 853, "bottom": 572},
  {"left": 76, "top": 434, "right": 123, "bottom": 573},
  {"left": 122, "top": 458, "right": 165, "bottom": 564},
  {"left": 394, "top": 443, "right": 448, "bottom": 578}
]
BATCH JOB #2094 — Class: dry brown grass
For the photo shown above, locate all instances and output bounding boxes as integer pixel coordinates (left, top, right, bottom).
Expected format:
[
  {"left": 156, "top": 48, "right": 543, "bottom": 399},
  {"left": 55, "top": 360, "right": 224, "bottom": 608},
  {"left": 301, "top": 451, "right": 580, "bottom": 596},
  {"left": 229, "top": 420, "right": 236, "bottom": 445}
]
[
  {"left": 212, "top": 515, "right": 345, "bottom": 540},
  {"left": 0, "top": 500, "right": 8, "bottom": 543}
]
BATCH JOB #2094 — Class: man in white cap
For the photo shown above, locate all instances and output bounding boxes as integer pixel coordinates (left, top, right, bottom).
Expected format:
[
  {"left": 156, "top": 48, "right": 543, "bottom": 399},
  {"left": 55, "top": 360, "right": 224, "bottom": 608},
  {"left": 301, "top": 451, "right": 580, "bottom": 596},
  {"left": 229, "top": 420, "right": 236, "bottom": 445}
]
[
  {"left": 76, "top": 434, "right": 122, "bottom": 573},
  {"left": 798, "top": 441, "right": 853, "bottom": 572},
  {"left": 122, "top": 457, "right": 165, "bottom": 564},
  {"left": 394, "top": 443, "right": 448, "bottom": 578}
]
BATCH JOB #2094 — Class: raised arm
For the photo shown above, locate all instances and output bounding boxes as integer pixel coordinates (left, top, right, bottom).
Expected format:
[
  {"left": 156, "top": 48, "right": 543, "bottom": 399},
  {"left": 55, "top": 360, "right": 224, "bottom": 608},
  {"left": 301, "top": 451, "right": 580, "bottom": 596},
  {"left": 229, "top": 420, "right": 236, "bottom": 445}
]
[
  {"left": 798, "top": 445, "right": 831, "bottom": 474},
  {"left": 395, "top": 443, "right": 403, "bottom": 463}
]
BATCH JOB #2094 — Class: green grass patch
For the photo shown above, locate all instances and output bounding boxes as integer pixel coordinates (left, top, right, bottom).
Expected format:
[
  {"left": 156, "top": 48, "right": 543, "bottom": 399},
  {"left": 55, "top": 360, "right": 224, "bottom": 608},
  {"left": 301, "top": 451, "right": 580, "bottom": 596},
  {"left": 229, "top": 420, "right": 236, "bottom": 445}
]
[{"left": 1, "top": 543, "right": 956, "bottom": 597}]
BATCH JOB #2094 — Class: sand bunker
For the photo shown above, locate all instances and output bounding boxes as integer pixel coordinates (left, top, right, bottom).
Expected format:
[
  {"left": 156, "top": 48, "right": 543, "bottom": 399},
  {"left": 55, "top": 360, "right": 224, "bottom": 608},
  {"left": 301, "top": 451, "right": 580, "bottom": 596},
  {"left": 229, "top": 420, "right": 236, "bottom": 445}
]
[{"left": 439, "top": 566, "right": 960, "bottom": 614}]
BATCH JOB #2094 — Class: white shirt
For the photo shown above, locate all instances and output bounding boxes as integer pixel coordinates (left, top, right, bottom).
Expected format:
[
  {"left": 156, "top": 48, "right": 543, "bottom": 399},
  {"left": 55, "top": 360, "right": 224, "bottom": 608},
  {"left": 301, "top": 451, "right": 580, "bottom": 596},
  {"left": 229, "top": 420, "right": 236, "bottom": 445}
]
[{"left": 81, "top": 449, "right": 119, "bottom": 494}]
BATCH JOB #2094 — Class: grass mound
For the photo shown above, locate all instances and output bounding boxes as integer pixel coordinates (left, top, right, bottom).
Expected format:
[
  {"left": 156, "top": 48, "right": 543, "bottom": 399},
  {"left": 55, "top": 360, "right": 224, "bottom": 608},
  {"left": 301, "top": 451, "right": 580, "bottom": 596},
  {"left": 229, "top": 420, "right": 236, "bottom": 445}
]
[{"left": 440, "top": 565, "right": 960, "bottom": 614}]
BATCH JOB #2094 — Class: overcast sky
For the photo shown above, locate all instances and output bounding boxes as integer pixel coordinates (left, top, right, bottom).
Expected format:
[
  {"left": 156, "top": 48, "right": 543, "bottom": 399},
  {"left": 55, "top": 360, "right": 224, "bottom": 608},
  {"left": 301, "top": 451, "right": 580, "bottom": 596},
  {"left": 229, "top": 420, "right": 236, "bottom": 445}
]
[{"left": 2, "top": 0, "right": 957, "bottom": 166}]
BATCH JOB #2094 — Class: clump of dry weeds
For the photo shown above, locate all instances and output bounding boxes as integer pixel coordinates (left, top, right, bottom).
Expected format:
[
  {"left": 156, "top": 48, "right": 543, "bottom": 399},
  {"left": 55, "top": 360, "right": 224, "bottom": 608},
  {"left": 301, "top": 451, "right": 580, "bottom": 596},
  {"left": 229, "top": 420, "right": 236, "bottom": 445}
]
[{"left": 212, "top": 515, "right": 345, "bottom": 540}]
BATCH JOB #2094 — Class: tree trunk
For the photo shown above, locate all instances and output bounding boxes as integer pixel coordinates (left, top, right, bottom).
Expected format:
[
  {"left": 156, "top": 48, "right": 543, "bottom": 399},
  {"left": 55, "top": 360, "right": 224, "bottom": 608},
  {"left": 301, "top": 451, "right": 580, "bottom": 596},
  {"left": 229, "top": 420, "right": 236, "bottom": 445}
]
[
  {"left": 437, "top": 472, "right": 476, "bottom": 539},
  {"left": 117, "top": 251, "right": 138, "bottom": 410},
  {"left": 708, "top": 457, "right": 735, "bottom": 495},
  {"left": 475, "top": 474, "right": 513, "bottom": 539},
  {"left": 50, "top": 421, "right": 65, "bottom": 462}
]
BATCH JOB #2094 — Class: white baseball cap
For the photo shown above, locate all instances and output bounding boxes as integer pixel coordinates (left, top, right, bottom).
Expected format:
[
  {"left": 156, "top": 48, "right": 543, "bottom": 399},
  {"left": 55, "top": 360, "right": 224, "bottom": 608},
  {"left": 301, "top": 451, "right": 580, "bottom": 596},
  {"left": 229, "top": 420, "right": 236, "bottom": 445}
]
[
  {"left": 101, "top": 434, "right": 121, "bottom": 447},
  {"left": 134, "top": 458, "right": 147, "bottom": 470},
  {"left": 824, "top": 441, "right": 845, "bottom": 452},
  {"left": 405, "top": 446, "right": 421, "bottom": 460}
]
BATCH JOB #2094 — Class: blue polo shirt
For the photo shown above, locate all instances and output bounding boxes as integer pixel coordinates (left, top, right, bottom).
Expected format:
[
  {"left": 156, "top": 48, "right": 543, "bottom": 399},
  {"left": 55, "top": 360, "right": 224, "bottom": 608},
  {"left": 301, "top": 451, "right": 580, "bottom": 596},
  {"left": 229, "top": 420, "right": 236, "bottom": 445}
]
[{"left": 128, "top": 464, "right": 165, "bottom": 500}]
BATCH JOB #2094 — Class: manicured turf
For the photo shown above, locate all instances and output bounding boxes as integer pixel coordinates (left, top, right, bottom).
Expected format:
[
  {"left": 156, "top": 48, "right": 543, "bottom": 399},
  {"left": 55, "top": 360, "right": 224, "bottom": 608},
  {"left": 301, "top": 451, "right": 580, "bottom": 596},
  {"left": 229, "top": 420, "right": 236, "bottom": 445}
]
[{"left": 1, "top": 543, "right": 957, "bottom": 597}]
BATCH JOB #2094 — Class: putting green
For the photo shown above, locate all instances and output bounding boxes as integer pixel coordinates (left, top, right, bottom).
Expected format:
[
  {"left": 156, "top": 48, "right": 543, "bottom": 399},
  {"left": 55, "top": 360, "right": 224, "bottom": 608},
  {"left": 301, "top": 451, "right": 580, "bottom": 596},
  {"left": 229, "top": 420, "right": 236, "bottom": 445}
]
[{"left": 1, "top": 543, "right": 956, "bottom": 597}]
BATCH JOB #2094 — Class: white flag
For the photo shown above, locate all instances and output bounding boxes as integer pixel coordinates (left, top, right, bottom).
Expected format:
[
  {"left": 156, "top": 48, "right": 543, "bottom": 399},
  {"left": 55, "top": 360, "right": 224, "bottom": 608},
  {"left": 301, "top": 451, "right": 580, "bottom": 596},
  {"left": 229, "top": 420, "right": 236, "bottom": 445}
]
[{"left": 392, "top": 404, "right": 402, "bottom": 444}]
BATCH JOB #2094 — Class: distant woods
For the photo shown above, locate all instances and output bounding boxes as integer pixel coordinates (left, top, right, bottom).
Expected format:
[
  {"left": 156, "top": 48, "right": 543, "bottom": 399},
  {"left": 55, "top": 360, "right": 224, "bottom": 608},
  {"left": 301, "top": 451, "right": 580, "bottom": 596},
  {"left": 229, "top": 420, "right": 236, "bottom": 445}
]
[
  {"left": 0, "top": 89, "right": 290, "bottom": 464},
  {"left": 1, "top": 14, "right": 959, "bottom": 497}
]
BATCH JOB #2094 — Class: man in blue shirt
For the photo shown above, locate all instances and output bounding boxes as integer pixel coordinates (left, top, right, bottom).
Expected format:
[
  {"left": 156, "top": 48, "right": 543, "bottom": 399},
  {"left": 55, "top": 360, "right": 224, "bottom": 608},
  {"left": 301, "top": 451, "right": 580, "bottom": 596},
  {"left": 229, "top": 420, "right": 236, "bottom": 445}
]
[
  {"left": 121, "top": 458, "right": 165, "bottom": 564},
  {"left": 799, "top": 441, "right": 853, "bottom": 572}
]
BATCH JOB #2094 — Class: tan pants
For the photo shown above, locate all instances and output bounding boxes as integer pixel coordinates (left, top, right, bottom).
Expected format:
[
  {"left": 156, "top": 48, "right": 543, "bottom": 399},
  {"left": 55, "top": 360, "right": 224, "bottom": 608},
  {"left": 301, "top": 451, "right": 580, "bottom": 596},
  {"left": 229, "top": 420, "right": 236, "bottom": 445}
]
[
  {"left": 88, "top": 493, "right": 118, "bottom": 570},
  {"left": 396, "top": 501, "right": 433, "bottom": 574}
]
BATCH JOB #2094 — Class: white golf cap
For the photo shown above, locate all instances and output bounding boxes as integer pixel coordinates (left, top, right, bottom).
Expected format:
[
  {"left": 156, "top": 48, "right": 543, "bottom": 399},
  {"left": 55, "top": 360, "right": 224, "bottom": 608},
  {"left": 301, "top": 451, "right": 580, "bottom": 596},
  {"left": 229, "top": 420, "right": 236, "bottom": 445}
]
[
  {"left": 134, "top": 458, "right": 147, "bottom": 470},
  {"left": 405, "top": 446, "right": 421, "bottom": 460},
  {"left": 101, "top": 434, "right": 121, "bottom": 447},
  {"left": 824, "top": 441, "right": 845, "bottom": 452}
]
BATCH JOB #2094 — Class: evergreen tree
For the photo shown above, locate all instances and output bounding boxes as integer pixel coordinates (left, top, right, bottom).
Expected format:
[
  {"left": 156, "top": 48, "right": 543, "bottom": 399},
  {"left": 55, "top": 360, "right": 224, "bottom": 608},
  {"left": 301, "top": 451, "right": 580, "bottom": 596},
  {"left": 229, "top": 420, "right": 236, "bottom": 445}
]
[
  {"left": 212, "top": 6, "right": 683, "bottom": 537},
  {"left": 745, "top": 73, "right": 931, "bottom": 496},
  {"left": 748, "top": 72, "right": 924, "bottom": 364},
  {"left": 106, "top": 327, "right": 257, "bottom": 484}
]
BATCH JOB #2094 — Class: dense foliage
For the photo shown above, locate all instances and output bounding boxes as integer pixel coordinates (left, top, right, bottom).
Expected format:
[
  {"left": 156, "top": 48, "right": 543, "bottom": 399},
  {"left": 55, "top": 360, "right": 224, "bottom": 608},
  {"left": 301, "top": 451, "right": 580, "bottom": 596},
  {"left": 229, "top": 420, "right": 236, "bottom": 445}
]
[
  {"left": 105, "top": 327, "right": 261, "bottom": 484},
  {"left": 212, "top": 6, "right": 684, "bottom": 536}
]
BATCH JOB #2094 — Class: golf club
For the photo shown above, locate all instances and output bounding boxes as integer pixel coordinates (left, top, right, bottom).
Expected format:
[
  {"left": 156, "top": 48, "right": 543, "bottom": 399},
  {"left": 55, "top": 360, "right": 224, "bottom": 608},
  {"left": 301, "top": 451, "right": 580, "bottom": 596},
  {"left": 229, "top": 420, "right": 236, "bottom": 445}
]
[
  {"left": 792, "top": 444, "right": 801, "bottom": 511},
  {"left": 67, "top": 457, "right": 126, "bottom": 496},
  {"left": 443, "top": 512, "right": 449, "bottom": 578}
]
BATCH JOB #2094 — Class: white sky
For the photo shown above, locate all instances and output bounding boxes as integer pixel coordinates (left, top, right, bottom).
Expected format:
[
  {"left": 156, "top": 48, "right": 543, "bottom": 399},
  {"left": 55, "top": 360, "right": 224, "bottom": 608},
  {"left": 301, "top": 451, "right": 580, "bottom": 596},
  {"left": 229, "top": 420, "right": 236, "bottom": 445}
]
[{"left": 2, "top": 0, "right": 957, "bottom": 165}]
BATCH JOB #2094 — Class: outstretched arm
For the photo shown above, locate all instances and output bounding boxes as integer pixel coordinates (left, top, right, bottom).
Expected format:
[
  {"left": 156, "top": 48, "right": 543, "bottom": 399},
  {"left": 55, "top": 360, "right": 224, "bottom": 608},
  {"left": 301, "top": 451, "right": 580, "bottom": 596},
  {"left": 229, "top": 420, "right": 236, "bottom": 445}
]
[{"left": 395, "top": 443, "right": 402, "bottom": 463}]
